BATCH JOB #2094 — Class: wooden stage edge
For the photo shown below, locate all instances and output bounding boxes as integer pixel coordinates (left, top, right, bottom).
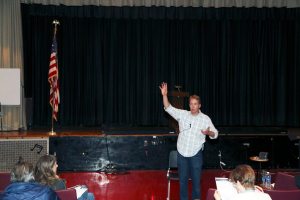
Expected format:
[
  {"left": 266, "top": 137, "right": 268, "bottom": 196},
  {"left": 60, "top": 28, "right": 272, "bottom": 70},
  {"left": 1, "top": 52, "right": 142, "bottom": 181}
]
[
  {"left": 0, "top": 129, "right": 177, "bottom": 139},
  {"left": 0, "top": 127, "right": 293, "bottom": 139}
]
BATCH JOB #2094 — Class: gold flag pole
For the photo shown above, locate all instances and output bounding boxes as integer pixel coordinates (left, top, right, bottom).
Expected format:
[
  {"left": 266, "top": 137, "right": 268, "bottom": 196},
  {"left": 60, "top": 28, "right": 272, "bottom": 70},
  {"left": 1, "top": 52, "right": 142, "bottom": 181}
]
[{"left": 49, "top": 20, "right": 60, "bottom": 136}]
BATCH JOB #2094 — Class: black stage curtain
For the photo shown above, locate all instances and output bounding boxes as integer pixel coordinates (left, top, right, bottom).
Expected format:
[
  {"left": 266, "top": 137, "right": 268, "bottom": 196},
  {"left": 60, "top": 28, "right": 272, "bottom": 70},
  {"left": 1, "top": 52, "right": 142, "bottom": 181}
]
[{"left": 22, "top": 5, "right": 300, "bottom": 128}]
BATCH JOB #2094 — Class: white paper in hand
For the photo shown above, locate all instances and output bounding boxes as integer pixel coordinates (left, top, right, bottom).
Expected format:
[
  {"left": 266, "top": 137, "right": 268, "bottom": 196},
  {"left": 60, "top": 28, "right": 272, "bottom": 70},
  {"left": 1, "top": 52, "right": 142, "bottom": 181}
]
[
  {"left": 70, "top": 185, "right": 88, "bottom": 198},
  {"left": 215, "top": 177, "right": 238, "bottom": 200}
]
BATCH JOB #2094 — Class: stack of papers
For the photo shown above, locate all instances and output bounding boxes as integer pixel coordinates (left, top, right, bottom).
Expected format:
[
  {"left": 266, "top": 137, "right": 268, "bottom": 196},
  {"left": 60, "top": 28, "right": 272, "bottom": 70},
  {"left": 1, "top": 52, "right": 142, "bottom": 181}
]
[
  {"left": 215, "top": 177, "right": 238, "bottom": 200},
  {"left": 70, "top": 185, "right": 88, "bottom": 198}
]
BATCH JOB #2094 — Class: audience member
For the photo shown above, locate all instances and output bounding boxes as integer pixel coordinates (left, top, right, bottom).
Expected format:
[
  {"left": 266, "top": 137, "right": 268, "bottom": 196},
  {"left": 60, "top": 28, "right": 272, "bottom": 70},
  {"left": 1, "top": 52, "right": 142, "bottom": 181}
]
[
  {"left": 214, "top": 164, "right": 272, "bottom": 200},
  {"left": 1, "top": 158, "right": 58, "bottom": 200},
  {"left": 35, "top": 154, "right": 94, "bottom": 200}
]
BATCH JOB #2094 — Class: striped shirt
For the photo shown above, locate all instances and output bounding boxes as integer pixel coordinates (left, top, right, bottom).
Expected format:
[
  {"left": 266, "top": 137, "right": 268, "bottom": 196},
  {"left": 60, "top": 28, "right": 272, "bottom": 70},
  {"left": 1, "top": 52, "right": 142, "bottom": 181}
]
[{"left": 165, "top": 105, "right": 218, "bottom": 157}]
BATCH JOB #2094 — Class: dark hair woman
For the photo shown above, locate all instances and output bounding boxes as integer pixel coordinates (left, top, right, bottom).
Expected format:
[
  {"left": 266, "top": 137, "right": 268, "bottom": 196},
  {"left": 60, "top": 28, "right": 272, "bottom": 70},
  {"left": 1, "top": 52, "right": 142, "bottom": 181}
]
[{"left": 35, "top": 155, "right": 94, "bottom": 200}]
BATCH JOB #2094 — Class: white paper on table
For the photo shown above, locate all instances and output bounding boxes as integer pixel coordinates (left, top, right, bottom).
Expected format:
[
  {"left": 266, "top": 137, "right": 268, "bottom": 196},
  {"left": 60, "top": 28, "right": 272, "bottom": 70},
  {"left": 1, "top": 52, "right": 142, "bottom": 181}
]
[
  {"left": 215, "top": 177, "right": 238, "bottom": 200},
  {"left": 70, "top": 185, "right": 88, "bottom": 198}
]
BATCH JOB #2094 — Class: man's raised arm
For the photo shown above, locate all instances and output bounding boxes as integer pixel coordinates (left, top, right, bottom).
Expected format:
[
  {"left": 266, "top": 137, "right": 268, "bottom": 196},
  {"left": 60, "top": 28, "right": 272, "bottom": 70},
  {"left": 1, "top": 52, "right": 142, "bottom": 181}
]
[{"left": 159, "top": 82, "right": 170, "bottom": 108}]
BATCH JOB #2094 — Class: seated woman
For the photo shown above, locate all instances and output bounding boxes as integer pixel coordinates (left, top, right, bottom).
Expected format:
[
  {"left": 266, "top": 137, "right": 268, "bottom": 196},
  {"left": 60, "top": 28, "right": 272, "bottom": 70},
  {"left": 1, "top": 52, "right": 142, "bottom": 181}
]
[
  {"left": 34, "top": 154, "right": 94, "bottom": 200},
  {"left": 214, "top": 164, "right": 272, "bottom": 200},
  {"left": 1, "top": 158, "right": 58, "bottom": 200}
]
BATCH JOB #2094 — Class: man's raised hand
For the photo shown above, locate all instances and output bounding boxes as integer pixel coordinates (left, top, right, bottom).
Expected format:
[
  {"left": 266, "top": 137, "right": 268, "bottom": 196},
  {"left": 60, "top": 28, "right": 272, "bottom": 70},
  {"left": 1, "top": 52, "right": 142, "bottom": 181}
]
[{"left": 159, "top": 82, "right": 168, "bottom": 96}]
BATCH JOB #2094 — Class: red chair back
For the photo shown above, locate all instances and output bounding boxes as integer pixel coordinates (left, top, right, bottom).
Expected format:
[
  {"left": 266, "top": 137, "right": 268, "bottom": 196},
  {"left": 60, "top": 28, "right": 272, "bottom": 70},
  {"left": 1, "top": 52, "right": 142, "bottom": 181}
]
[
  {"left": 264, "top": 189, "right": 300, "bottom": 200},
  {"left": 274, "top": 172, "right": 298, "bottom": 190},
  {"left": 206, "top": 188, "right": 216, "bottom": 200},
  {"left": 55, "top": 188, "right": 77, "bottom": 200},
  {"left": 0, "top": 172, "right": 11, "bottom": 191}
]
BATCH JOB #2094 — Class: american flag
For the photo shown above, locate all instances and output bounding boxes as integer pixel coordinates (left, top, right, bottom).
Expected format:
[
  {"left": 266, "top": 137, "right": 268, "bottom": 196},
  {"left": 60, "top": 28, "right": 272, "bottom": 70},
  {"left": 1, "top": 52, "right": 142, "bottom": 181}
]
[{"left": 48, "top": 35, "right": 60, "bottom": 121}]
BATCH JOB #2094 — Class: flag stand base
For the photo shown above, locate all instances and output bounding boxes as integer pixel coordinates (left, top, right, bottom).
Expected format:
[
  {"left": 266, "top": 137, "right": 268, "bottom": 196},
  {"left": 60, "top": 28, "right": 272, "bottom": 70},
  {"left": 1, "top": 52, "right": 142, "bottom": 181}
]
[{"left": 48, "top": 131, "right": 57, "bottom": 136}]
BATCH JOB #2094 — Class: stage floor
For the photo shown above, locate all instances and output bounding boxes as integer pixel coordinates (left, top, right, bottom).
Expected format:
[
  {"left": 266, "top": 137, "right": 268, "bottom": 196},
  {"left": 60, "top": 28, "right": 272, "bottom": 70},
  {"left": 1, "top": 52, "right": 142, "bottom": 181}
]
[
  {"left": 60, "top": 169, "right": 229, "bottom": 200},
  {"left": 0, "top": 127, "right": 175, "bottom": 138},
  {"left": 0, "top": 130, "right": 102, "bottom": 138}
]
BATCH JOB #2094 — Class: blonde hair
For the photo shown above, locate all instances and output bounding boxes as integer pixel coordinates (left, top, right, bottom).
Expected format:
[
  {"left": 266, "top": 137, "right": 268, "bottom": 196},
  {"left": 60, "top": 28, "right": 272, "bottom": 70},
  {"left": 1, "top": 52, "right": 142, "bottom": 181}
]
[{"left": 229, "top": 164, "right": 255, "bottom": 189}]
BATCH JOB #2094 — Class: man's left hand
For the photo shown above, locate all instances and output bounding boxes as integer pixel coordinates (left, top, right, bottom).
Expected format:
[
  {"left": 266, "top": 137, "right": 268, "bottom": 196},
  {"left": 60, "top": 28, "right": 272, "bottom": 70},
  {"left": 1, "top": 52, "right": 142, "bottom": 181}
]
[{"left": 201, "top": 127, "right": 214, "bottom": 137}]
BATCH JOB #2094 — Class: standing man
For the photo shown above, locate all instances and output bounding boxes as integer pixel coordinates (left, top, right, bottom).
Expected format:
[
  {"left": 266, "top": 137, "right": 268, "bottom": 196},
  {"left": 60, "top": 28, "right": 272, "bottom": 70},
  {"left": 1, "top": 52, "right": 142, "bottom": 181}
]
[{"left": 159, "top": 82, "right": 218, "bottom": 200}]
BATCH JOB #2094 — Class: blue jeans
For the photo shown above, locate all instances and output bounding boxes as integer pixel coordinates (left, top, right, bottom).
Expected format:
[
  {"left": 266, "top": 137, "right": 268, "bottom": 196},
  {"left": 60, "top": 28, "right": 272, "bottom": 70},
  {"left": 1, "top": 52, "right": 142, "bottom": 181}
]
[{"left": 177, "top": 150, "right": 203, "bottom": 200}]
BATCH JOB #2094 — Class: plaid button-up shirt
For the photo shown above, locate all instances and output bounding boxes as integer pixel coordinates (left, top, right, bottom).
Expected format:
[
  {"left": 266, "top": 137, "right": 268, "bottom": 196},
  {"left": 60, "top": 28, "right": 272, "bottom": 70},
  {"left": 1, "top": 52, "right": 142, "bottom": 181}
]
[{"left": 165, "top": 105, "right": 218, "bottom": 157}]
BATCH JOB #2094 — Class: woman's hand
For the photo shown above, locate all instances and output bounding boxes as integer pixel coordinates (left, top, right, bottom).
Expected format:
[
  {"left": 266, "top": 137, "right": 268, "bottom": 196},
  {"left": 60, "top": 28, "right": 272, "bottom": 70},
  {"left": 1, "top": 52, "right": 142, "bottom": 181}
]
[{"left": 213, "top": 190, "right": 221, "bottom": 200}]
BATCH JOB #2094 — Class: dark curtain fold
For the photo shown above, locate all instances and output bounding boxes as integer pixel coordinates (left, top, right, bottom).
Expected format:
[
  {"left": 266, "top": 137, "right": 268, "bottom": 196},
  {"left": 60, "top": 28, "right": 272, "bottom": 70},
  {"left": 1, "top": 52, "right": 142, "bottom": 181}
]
[{"left": 22, "top": 4, "right": 300, "bottom": 128}]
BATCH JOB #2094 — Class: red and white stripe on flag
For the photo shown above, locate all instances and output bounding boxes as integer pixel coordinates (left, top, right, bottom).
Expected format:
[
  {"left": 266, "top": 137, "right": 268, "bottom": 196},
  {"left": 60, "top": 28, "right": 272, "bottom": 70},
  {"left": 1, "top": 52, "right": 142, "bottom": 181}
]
[{"left": 48, "top": 37, "right": 60, "bottom": 121}]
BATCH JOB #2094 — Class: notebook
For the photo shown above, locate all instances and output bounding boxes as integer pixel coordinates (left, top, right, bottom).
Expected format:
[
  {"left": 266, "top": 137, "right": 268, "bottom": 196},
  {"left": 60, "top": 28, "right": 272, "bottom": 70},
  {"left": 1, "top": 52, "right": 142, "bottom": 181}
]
[{"left": 215, "top": 177, "right": 238, "bottom": 200}]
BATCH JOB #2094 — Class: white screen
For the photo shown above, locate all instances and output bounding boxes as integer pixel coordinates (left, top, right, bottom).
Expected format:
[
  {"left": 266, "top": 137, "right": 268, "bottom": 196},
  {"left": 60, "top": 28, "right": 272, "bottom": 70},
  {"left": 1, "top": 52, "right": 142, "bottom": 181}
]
[{"left": 0, "top": 68, "right": 20, "bottom": 105}]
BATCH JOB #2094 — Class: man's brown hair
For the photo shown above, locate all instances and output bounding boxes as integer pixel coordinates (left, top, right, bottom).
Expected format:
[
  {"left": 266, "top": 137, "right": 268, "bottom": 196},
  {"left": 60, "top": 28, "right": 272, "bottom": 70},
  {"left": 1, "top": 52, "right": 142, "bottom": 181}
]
[{"left": 189, "top": 95, "right": 201, "bottom": 104}]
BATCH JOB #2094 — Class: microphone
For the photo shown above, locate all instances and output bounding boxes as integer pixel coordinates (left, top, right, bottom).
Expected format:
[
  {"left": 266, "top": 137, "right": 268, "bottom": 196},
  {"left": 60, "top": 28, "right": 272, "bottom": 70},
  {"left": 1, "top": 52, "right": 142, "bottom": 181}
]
[{"left": 180, "top": 122, "right": 191, "bottom": 133}]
